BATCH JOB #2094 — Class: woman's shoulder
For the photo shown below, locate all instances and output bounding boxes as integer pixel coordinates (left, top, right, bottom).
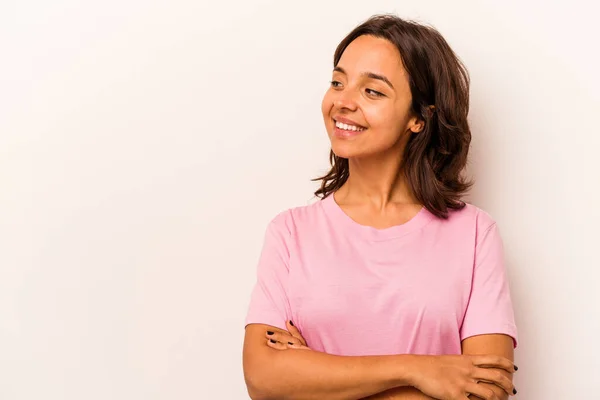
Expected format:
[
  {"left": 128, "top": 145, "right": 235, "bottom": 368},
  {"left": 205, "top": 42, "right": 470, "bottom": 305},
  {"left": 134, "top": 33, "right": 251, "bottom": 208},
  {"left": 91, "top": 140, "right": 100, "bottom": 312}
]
[
  {"left": 435, "top": 203, "right": 503, "bottom": 248},
  {"left": 264, "top": 197, "right": 325, "bottom": 233},
  {"left": 445, "top": 202, "right": 498, "bottom": 232}
]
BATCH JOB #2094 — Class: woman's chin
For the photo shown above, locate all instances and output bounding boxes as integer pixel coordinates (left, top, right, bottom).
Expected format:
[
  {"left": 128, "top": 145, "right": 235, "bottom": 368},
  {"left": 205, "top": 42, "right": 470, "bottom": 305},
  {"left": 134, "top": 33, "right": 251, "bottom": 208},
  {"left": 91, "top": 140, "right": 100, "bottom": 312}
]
[
  {"left": 331, "top": 145, "right": 364, "bottom": 159},
  {"left": 333, "top": 145, "right": 391, "bottom": 160}
]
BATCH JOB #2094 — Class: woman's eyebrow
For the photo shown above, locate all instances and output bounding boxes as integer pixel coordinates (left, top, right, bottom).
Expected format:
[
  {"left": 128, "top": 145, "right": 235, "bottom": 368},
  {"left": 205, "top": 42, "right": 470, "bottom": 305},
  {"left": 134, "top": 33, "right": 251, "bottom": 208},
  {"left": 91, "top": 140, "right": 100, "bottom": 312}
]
[{"left": 333, "top": 66, "right": 395, "bottom": 90}]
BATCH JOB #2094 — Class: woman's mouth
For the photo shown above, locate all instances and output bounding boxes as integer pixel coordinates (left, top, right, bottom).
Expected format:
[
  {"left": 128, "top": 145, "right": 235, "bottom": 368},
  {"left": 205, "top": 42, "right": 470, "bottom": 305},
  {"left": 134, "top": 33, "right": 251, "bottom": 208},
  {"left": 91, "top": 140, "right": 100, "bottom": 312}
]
[{"left": 332, "top": 119, "right": 367, "bottom": 138}]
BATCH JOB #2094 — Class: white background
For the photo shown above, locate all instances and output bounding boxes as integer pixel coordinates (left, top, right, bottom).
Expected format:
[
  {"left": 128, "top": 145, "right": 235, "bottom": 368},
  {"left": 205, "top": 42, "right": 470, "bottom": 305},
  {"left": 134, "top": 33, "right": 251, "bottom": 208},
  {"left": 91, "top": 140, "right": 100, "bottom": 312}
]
[{"left": 1, "top": 1, "right": 599, "bottom": 399}]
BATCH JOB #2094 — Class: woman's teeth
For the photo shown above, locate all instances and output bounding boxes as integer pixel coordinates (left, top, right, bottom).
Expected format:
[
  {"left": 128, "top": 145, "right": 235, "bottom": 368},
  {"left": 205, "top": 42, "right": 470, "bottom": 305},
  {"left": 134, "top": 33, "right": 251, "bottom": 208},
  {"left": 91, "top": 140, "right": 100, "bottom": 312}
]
[{"left": 335, "top": 121, "right": 365, "bottom": 131}]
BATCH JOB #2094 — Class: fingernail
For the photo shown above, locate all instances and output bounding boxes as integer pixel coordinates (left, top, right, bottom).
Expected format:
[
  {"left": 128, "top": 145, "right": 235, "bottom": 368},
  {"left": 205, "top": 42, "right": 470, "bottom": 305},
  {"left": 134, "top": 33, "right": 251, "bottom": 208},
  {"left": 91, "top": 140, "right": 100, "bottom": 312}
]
[
  {"left": 289, "top": 320, "right": 294, "bottom": 326},
  {"left": 514, "top": 365, "right": 519, "bottom": 371},
  {"left": 269, "top": 339, "right": 276, "bottom": 343},
  {"left": 266, "top": 331, "right": 274, "bottom": 335},
  {"left": 288, "top": 342, "right": 294, "bottom": 345}
]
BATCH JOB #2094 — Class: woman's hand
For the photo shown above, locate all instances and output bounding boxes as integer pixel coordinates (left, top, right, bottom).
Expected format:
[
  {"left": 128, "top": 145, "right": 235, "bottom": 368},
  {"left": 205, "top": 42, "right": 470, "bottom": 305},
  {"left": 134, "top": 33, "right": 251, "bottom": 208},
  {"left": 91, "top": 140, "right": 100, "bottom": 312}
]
[
  {"left": 409, "top": 354, "right": 517, "bottom": 400},
  {"left": 265, "top": 320, "right": 311, "bottom": 351}
]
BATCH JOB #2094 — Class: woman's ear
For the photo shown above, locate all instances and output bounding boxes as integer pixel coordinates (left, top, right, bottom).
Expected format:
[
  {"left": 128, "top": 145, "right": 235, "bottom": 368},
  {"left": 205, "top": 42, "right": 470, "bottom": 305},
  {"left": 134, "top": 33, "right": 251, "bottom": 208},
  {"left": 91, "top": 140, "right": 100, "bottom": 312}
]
[
  {"left": 409, "top": 117, "right": 425, "bottom": 133},
  {"left": 409, "top": 105, "right": 435, "bottom": 133}
]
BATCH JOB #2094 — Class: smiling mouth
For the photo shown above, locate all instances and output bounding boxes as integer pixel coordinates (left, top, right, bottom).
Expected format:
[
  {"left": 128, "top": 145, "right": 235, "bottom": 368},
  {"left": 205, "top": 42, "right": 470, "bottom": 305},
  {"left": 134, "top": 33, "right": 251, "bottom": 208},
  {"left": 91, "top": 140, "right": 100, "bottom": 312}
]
[
  {"left": 331, "top": 119, "right": 368, "bottom": 138},
  {"left": 332, "top": 118, "right": 367, "bottom": 132}
]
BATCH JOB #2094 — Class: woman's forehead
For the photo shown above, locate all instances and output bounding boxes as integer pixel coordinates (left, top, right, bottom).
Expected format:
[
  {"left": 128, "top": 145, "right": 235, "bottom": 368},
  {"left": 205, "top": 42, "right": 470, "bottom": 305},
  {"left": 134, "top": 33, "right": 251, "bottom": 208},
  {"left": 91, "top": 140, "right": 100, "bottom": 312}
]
[{"left": 336, "top": 36, "right": 407, "bottom": 82}]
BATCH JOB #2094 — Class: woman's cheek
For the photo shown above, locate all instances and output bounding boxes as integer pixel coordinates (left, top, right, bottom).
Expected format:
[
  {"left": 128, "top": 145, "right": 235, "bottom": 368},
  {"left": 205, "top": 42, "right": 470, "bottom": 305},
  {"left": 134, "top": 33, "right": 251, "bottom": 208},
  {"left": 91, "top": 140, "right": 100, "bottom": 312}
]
[{"left": 321, "top": 89, "right": 334, "bottom": 112}]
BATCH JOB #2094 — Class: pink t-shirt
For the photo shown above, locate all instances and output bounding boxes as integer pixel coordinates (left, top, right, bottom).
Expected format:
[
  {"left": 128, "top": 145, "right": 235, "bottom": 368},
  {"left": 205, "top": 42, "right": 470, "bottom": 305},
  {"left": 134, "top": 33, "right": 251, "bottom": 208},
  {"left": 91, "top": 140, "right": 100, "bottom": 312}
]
[{"left": 245, "top": 194, "right": 518, "bottom": 356}]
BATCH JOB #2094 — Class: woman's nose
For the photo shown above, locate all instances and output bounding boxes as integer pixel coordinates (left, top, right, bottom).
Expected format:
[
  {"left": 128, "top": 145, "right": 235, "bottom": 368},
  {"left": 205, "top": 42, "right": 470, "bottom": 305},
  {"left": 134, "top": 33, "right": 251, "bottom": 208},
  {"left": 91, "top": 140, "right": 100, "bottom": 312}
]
[{"left": 333, "top": 90, "right": 358, "bottom": 111}]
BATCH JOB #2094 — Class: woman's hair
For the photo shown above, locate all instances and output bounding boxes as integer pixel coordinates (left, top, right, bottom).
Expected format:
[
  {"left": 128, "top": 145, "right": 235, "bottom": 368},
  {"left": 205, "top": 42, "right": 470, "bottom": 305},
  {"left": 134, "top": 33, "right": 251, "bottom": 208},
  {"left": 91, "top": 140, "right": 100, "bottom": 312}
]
[{"left": 313, "top": 14, "right": 473, "bottom": 219}]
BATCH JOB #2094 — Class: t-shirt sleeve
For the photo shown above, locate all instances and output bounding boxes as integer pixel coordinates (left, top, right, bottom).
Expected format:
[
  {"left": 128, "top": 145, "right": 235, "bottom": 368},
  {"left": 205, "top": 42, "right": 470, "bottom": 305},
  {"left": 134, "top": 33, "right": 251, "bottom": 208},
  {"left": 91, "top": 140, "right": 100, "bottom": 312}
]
[
  {"left": 244, "top": 212, "right": 292, "bottom": 331},
  {"left": 460, "top": 221, "right": 518, "bottom": 348}
]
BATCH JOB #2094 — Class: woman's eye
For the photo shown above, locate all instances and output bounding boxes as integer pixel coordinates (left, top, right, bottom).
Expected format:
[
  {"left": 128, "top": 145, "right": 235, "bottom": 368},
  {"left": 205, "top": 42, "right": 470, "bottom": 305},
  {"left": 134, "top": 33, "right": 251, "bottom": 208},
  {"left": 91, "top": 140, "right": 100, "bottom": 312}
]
[
  {"left": 329, "top": 81, "right": 383, "bottom": 97},
  {"left": 366, "top": 88, "right": 384, "bottom": 97}
]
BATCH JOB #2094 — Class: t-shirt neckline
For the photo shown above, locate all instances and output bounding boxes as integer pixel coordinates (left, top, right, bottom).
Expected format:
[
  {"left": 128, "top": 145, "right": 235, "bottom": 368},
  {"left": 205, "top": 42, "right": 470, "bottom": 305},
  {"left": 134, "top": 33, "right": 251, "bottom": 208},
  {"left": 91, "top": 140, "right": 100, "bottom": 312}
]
[{"left": 321, "top": 192, "right": 435, "bottom": 241}]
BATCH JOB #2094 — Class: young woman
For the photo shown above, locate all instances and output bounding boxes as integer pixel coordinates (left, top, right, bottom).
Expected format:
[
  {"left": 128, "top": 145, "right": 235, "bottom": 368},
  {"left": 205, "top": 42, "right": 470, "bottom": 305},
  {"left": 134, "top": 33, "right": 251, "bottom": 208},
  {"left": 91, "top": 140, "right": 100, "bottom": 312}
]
[{"left": 243, "top": 14, "right": 518, "bottom": 400}]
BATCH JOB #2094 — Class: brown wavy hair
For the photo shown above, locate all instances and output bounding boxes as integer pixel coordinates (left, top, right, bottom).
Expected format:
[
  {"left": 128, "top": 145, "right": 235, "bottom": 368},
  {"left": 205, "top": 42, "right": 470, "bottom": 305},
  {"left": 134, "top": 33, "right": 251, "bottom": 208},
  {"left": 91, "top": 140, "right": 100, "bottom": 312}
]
[{"left": 313, "top": 14, "right": 473, "bottom": 219}]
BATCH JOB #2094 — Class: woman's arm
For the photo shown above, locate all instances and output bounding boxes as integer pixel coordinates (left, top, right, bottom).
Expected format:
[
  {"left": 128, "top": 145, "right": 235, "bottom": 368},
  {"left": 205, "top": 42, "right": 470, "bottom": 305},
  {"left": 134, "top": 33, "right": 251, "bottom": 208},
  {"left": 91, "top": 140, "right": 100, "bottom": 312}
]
[
  {"left": 360, "top": 334, "right": 515, "bottom": 400},
  {"left": 243, "top": 324, "right": 516, "bottom": 400},
  {"left": 462, "top": 334, "right": 516, "bottom": 400},
  {"left": 360, "top": 387, "right": 435, "bottom": 399},
  {"left": 243, "top": 324, "right": 415, "bottom": 400}
]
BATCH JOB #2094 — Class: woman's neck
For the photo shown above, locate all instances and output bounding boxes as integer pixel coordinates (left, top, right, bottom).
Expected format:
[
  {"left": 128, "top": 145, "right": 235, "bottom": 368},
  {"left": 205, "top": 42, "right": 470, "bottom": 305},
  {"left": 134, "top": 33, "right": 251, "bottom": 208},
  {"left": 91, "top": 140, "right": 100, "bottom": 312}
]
[{"left": 336, "top": 152, "right": 419, "bottom": 209}]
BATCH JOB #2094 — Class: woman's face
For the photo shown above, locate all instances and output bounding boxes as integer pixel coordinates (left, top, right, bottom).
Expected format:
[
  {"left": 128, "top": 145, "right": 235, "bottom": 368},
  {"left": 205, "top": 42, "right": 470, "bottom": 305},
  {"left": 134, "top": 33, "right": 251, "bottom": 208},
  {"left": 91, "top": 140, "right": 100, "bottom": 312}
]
[{"left": 321, "top": 35, "right": 423, "bottom": 159}]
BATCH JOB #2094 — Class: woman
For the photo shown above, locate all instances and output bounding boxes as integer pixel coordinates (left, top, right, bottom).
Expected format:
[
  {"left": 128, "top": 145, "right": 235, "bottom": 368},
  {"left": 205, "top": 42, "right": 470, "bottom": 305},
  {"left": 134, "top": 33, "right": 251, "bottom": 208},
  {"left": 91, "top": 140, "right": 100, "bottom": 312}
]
[{"left": 243, "top": 14, "right": 518, "bottom": 400}]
